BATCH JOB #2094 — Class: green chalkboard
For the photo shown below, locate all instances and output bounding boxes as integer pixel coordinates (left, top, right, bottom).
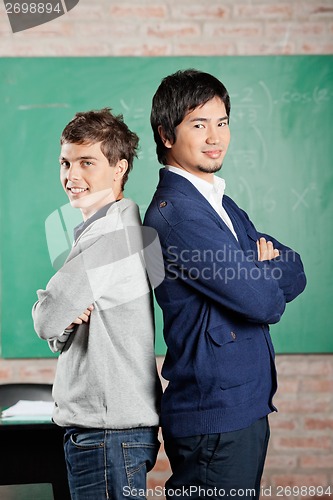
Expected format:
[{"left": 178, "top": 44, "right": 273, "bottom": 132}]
[{"left": 0, "top": 56, "right": 332, "bottom": 357}]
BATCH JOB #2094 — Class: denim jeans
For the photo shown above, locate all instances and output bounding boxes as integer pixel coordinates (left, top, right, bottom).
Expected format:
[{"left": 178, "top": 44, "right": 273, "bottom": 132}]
[{"left": 64, "top": 426, "right": 160, "bottom": 500}]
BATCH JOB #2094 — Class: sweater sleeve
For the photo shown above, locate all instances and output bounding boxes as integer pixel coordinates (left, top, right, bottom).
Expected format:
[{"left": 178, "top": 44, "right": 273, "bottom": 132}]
[
  {"left": 47, "top": 328, "right": 74, "bottom": 353},
  {"left": 32, "top": 235, "right": 103, "bottom": 340},
  {"left": 33, "top": 202, "right": 150, "bottom": 341}
]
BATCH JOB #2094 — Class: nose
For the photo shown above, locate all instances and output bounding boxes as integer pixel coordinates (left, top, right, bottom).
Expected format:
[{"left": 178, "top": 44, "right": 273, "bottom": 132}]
[
  {"left": 67, "top": 163, "right": 81, "bottom": 181},
  {"left": 206, "top": 126, "right": 220, "bottom": 145}
]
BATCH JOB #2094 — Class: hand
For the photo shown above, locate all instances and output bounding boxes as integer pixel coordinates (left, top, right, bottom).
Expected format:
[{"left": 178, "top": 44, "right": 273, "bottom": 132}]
[
  {"left": 257, "top": 237, "right": 280, "bottom": 262},
  {"left": 65, "top": 305, "right": 94, "bottom": 330}
]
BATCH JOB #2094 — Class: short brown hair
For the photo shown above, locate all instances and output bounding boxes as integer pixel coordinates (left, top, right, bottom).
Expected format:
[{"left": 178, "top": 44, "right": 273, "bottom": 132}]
[{"left": 61, "top": 108, "right": 139, "bottom": 189}]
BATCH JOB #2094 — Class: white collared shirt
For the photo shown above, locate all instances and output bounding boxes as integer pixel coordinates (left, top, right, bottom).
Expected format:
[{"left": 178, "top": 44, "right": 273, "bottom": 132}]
[{"left": 165, "top": 165, "right": 238, "bottom": 240}]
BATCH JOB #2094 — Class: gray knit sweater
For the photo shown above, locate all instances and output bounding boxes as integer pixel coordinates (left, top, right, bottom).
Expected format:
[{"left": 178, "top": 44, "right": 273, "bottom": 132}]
[{"left": 32, "top": 199, "right": 162, "bottom": 429}]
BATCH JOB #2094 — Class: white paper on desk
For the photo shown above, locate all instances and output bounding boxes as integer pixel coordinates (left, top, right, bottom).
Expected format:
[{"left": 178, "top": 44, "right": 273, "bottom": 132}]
[{"left": 1, "top": 400, "right": 54, "bottom": 418}]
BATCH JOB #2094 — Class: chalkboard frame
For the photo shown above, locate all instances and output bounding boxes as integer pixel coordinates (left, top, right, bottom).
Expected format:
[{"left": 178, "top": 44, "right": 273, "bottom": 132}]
[{"left": 0, "top": 55, "right": 332, "bottom": 357}]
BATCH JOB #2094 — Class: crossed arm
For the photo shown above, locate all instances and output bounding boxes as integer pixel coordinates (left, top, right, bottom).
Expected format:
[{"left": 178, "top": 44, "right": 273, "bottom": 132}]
[
  {"left": 47, "top": 235, "right": 289, "bottom": 353},
  {"left": 69, "top": 239, "right": 275, "bottom": 327},
  {"left": 65, "top": 304, "right": 94, "bottom": 330},
  {"left": 46, "top": 304, "right": 94, "bottom": 353},
  {"left": 257, "top": 237, "right": 280, "bottom": 261}
]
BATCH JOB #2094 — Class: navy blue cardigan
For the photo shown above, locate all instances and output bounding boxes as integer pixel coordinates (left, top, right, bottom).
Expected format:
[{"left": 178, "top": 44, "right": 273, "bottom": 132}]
[{"left": 144, "top": 169, "right": 306, "bottom": 438}]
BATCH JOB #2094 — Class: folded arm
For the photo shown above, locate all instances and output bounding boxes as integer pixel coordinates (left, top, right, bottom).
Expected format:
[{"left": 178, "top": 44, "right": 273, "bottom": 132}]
[
  {"left": 47, "top": 304, "right": 95, "bottom": 353},
  {"left": 33, "top": 203, "right": 151, "bottom": 341},
  {"left": 162, "top": 218, "right": 286, "bottom": 325},
  {"left": 256, "top": 231, "right": 306, "bottom": 302},
  {"left": 32, "top": 221, "right": 129, "bottom": 340}
]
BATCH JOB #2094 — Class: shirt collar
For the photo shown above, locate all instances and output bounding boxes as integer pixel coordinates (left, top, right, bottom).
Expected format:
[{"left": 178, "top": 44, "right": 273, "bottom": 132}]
[
  {"left": 74, "top": 201, "right": 115, "bottom": 241},
  {"left": 165, "top": 165, "right": 226, "bottom": 202}
]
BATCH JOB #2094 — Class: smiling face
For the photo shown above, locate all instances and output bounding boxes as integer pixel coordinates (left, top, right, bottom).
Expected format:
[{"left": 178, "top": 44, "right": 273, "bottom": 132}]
[
  {"left": 60, "top": 141, "right": 127, "bottom": 221},
  {"left": 159, "top": 96, "right": 230, "bottom": 182}
]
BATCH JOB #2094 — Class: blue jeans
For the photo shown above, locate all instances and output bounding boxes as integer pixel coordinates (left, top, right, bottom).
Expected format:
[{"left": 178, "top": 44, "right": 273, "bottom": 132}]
[{"left": 64, "top": 427, "right": 159, "bottom": 500}]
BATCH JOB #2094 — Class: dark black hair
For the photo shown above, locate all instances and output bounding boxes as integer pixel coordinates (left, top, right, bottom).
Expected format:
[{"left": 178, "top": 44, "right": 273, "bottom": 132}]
[{"left": 150, "top": 69, "right": 231, "bottom": 165}]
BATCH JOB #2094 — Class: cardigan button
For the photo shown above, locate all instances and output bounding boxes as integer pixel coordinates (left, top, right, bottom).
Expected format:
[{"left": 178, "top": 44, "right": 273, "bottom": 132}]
[
  {"left": 231, "top": 331, "right": 236, "bottom": 340},
  {"left": 159, "top": 201, "right": 167, "bottom": 208}
]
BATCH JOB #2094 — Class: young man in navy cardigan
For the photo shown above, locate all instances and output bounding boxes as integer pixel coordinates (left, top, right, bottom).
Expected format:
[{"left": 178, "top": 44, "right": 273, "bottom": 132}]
[{"left": 144, "top": 69, "right": 306, "bottom": 499}]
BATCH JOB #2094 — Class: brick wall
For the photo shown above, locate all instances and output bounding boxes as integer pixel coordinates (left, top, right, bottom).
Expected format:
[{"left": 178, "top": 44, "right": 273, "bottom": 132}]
[
  {"left": 0, "top": 355, "right": 332, "bottom": 498},
  {"left": 153, "top": 355, "right": 333, "bottom": 499},
  {"left": 1, "top": 0, "right": 333, "bottom": 55},
  {"left": 1, "top": 0, "right": 332, "bottom": 497}
]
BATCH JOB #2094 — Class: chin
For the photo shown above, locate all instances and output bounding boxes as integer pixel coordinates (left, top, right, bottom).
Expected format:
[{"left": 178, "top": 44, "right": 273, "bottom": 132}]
[
  {"left": 198, "top": 163, "right": 223, "bottom": 174},
  {"left": 68, "top": 199, "right": 85, "bottom": 209}
]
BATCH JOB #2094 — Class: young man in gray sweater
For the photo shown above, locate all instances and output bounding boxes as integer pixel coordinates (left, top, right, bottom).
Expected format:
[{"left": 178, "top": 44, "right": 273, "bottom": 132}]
[{"left": 32, "top": 108, "right": 163, "bottom": 499}]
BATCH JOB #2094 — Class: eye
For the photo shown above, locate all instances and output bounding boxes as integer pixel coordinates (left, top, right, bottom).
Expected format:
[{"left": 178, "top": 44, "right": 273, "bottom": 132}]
[
  {"left": 218, "top": 121, "right": 229, "bottom": 127},
  {"left": 60, "top": 160, "right": 70, "bottom": 168},
  {"left": 194, "top": 123, "right": 205, "bottom": 129},
  {"left": 83, "top": 161, "right": 93, "bottom": 167}
]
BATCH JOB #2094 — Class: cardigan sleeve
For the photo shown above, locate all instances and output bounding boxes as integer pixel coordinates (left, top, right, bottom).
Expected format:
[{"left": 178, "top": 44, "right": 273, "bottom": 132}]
[
  {"left": 256, "top": 231, "right": 306, "bottom": 302},
  {"left": 162, "top": 217, "right": 286, "bottom": 325},
  {"left": 232, "top": 201, "right": 307, "bottom": 303},
  {"left": 145, "top": 190, "right": 307, "bottom": 325}
]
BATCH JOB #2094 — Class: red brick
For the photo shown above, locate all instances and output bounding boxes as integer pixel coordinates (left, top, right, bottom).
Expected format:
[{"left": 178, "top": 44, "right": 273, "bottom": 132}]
[
  {"left": 276, "top": 378, "right": 300, "bottom": 393},
  {"left": 63, "top": 41, "right": 114, "bottom": 56},
  {"left": 0, "top": 366, "right": 14, "bottom": 383},
  {"left": 304, "top": 418, "right": 333, "bottom": 431},
  {"left": 265, "top": 455, "right": 297, "bottom": 469},
  {"left": 74, "top": 22, "right": 139, "bottom": 38},
  {"left": 0, "top": 19, "right": 11, "bottom": 35},
  {"left": 19, "top": 363, "right": 56, "bottom": 383},
  {"left": 273, "top": 436, "right": 332, "bottom": 451},
  {"left": 267, "top": 22, "right": 327, "bottom": 37},
  {"left": 300, "top": 3, "right": 333, "bottom": 18},
  {"left": 277, "top": 358, "right": 333, "bottom": 377},
  {"left": 302, "top": 379, "right": 333, "bottom": 393},
  {"left": 146, "top": 476, "right": 167, "bottom": 499},
  {"left": 159, "top": 438, "right": 165, "bottom": 453},
  {"left": 171, "top": 5, "right": 230, "bottom": 20},
  {"left": 113, "top": 42, "right": 171, "bottom": 56},
  {"left": 275, "top": 396, "right": 331, "bottom": 414},
  {"left": 301, "top": 454, "right": 333, "bottom": 469},
  {"left": 0, "top": 359, "right": 56, "bottom": 383},
  {"left": 271, "top": 473, "right": 329, "bottom": 488},
  {"left": 151, "top": 455, "right": 171, "bottom": 473},
  {"left": 110, "top": 5, "right": 167, "bottom": 20},
  {"left": 174, "top": 42, "right": 235, "bottom": 56},
  {"left": 15, "top": 20, "right": 71, "bottom": 36},
  {"left": 156, "top": 357, "right": 164, "bottom": 370},
  {"left": 237, "top": 41, "right": 295, "bottom": 55},
  {"left": 203, "top": 23, "right": 262, "bottom": 38},
  {"left": 234, "top": 4, "right": 294, "bottom": 20},
  {"left": 299, "top": 42, "right": 333, "bottom": 54},
  {"left": 269, "top": 416, "right": 297, "bottom": 430},
  {"left": 67, "top": 4, "right": 107, "bottom": 21},
  {"left": 141, "top": 23, "right": 200, "bottom": 39}
]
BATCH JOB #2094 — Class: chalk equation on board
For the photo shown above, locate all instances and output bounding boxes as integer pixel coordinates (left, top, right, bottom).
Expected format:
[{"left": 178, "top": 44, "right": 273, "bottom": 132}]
[{"left": 224, "top": 78, "right": 328, "bottom": 214}]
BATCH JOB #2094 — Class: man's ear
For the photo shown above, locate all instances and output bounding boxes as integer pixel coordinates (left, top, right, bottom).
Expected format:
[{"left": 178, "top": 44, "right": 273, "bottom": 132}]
[
  {"left": 114, "top": 159, "right": 128, "bottom": 180},
  {"left": 158, "top": 125, "right": 173, "bottom": 149}
]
